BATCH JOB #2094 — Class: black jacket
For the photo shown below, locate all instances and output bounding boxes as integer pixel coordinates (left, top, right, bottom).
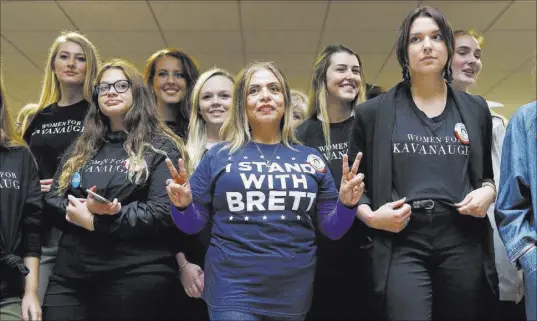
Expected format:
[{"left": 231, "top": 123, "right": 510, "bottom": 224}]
[
  {"left": 348, "top": 82, "right": 498, "bottom": 312},
  {"left": 45, "top": 132, "right": 184, "bottom": 279},
  {"left": 0, "top": 145, "right": 42, "bottom": 299}
]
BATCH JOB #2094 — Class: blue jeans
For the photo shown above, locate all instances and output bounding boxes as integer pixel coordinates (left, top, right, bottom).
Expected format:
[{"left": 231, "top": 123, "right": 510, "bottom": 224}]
[
  {"left": 208, "top": 309, "right": 304, "bottom": 321},
  {"left": 520, "top": 246, "right": 536, "bottom": 321}
]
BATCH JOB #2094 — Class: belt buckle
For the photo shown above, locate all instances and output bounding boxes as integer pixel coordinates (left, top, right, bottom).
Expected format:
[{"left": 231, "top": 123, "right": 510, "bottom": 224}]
[
  {"left": 423, "top": 199, "right": 435, "bottom": 210},
  {"left": 412, "top": 199, "right": 435, "bottom": 210}
]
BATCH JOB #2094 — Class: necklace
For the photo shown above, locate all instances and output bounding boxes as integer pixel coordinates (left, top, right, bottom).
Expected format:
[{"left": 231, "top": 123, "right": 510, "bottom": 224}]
[{"left": 252, "top": 141, "right": 281, "bottom": 166}]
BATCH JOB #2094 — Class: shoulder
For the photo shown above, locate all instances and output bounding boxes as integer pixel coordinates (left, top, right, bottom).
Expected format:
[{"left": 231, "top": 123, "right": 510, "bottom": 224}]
[
  {"left": 295, "top": 118, "right": 320, "bottom": 141},
  {"left": 150, "top": 135, "right": 182, "bottom": 159},
  {"left": 512, "top": 101, "right": 536, "bottom": 128}
]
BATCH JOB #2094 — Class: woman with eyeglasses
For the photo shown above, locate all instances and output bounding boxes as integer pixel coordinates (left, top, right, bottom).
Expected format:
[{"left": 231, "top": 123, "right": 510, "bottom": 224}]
[
  {"left": 16, "top": 31, "right": 100, "bottom": 302},
  {"left": 41, "top": 59, "right": 189, "bottom": 321}
]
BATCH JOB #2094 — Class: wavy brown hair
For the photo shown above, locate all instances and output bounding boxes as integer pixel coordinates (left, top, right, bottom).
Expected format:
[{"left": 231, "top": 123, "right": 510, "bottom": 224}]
[
  {"left": 57, "top": 59, "right": 189, "bottom": 193},
  {"left": 144, "top": 48, "right": 200, "bottom": 128}
]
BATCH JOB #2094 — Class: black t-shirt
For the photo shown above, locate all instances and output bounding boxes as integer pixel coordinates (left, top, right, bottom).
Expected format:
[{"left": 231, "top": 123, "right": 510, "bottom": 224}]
[
  {"left": 25, "top": 100, "right": 89, "bottom": 179},
  {"left": 392, "top": 91, "right": 472, "bottom": 203},
  {"left": 296, "top": 117, "right": 367, "bottom": 276}
]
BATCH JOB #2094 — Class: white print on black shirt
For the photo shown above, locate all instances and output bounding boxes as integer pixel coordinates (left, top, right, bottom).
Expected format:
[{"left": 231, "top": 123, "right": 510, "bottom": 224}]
[
  {"left": 317, "top": 142, "right": 348, "bottom": 160},
  {"left": 0, "top": 171, "right": 20, "bottom": 189},
  {"left": 83, "top": 158, "right": 129, "bottom": 174},
  {"left": 31, "top": 120, "right": 83, "bottom": 136},
  {"left": 224, "top": 161, "right": 318, "bottom": 212},
  {"left": 393, "top": 134, "right": 469, "bottom": 156}
]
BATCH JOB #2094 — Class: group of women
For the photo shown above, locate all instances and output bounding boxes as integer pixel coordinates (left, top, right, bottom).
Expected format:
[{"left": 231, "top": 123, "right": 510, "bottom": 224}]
[{"left": 1, "top": 5, "right": 535, "bottom": 321}]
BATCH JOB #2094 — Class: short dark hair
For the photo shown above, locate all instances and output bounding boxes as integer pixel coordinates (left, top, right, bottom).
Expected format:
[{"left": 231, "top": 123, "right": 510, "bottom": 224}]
[{"left": 396, "top": 6, "right": 454, "bottom": 81}]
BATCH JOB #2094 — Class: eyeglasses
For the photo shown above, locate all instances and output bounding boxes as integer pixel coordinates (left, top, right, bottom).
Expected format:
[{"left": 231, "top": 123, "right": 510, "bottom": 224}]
[{"left": 95, "top": 80, "right": 131, "bottom": 96}]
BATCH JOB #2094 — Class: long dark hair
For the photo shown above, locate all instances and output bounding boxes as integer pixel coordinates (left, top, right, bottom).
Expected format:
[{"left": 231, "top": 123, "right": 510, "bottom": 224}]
[
  {"left": 396, "top": 6, "right": 454, "bottom": 84},
  {"left": 144, "top": 48, "right": 200, "bottom": 128},
  {"left": 57, "top": 59, "right": 188, "bottom": 193}
]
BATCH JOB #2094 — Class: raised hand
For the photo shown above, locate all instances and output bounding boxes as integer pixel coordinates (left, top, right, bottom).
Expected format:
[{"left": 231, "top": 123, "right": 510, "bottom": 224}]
[
  {"left": 165, "top": 158, "right": 192, "bottom": 208},
  {"left": 339, "top": 153, "right": 365, "bottom": 207}
]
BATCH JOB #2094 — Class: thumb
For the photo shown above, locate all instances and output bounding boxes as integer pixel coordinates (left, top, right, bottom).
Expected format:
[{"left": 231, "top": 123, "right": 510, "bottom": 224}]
[
  {"left": 388, "top": 197, "right": 406, "bottom": 209},
  {"left": 455, "top": 194, "right": 473, "bottom": 207}
]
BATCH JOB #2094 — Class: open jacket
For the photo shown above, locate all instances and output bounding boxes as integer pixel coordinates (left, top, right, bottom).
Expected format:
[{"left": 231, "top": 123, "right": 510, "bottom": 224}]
[
  {"left": 348, "top": 82, "right": 498, "bottom": 312},
  {"left": 495, "top": 101, "right": 537, "bottom": 272}
]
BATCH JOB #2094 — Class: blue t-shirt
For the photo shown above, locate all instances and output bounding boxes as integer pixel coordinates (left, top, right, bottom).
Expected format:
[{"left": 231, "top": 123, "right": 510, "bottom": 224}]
[{"left": 175, "top": 141, "right": 345, "bottom": 317}]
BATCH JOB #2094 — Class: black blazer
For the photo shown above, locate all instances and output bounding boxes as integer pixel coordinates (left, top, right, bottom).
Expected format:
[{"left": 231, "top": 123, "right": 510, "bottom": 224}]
[{"left": 348, "top": 82, "right": 498, "bottom": 312}]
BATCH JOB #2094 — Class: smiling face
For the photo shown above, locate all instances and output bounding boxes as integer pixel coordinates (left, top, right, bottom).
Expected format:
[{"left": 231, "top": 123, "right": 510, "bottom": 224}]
[
  {"left": 407, "top": 16, "right": 448, "bottom": 76},
  {"left": 452, "top": 34, "right": 483, "bottom": 89},
  {"left": 198, "top": 75, "right": 233, "bottom": 127},
  {"left": 325, "top": 51, "right": 361, "bottom": 103},
  {"left": 152, "top": 55, "right": 187, "bottom": 105},
  {"left": 53, "top": 41, "right": 87, "bottom": 86},
  {"left": 245, "top": 68, "right": 285, "bottom": 128},
  {"left": 97, "top": 68, "right": 133, "bottom": 119}
]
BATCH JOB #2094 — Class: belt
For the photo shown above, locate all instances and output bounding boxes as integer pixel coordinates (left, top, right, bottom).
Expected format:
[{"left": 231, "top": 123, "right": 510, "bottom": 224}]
[{"left": 408, "top": 199, "right": 456, "bottom": 212}]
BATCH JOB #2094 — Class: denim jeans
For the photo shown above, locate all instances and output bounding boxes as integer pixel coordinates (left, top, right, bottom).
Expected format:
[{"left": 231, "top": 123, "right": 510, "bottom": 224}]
[{"left": 208, "top": 309, "right": 305, "bottom": 321}]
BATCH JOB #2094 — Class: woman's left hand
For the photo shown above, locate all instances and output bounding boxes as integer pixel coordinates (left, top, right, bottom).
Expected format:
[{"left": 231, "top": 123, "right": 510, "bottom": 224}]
[
  {"left": 455, "top": 185, "right": 496, "bottom": 218},
  {"left": 339, "top": 153, "right": 365, "bottom": 207},
  {"left": 66, "top": 195, "right": 94, "bottom": 230},
  {"left": 21, "top": 292, "right": 42, "bottom": 321}
]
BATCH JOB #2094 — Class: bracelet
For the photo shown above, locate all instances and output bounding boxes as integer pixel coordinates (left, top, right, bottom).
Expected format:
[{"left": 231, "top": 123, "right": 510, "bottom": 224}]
[
  {"left": 482, "top": 182, "right": 497, "bottom": 198},
  {"left": 179, "top": 261, "right": 189, "bottom": 272}
]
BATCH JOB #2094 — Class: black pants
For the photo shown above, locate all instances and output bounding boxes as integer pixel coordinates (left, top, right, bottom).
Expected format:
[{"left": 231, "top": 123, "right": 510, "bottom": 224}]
[
  {"left": 43, "top": 271, "right": 180, "bottom": 321},
  {"left": 385, "top": 207, "right": 490, "bottom": 321},
  {"left": 306, "top": 248, "right": 377, "bottom": 321}
]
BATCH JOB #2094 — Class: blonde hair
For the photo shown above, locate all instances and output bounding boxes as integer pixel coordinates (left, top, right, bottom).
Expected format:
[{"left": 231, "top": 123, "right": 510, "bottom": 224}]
[
  {"left": 15, "top": 103, "right": 38, "bottom": 136},
  {"left": 290, "top": 89, "right": 308, "bottom": 119},
  {"left": 308, "top": 45, "right": 367, "bottom": 148},
  {"left": 18, "top": 31, "right": 100, "bottom": 136},
  {"left": 220, "top": 61, "right": 300, "bottom": 154},
  {"left": 187, "top": 67, "right": 234, "bottom": 170},
  {"left": 57, "top": 59, "right": 188, "bottom": 193},
  {"left": 0, "top": 80, "right": 26, "bottom": 147},
  {"left": 454, "top": 29, "right": 485, "bottom": 48}
]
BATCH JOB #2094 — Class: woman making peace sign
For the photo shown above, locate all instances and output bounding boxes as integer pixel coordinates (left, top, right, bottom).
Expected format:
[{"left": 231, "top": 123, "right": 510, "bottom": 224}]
[{"left": 166, "top": 61, "right": 364, "bottom": 321}]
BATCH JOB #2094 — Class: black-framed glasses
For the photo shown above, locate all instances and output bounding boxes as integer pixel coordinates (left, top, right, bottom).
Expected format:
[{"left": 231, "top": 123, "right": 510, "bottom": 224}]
[{"left": 95, "top": 80, "right": 131, "bottom": 96}]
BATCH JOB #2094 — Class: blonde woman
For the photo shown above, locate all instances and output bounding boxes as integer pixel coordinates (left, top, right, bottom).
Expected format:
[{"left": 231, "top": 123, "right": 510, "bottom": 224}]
[
  {"left": 178, "top": 68, "right": 233, "bottom": 321},
  {"left": 17, "top": 31, "right": 100, "bottom": 302},
  {"left": 0, "top": 82, "right": 43, "bottom": 321},
  {"left": 296, "top": 44, "right": 370, "bottom": 321},
  {"left": 451, "top": 29, "right": 525, "bottom": 320},
  {"left": 290, "top": 89, "right": 308, "bottom": 129},
  {"left": 42, "top": 59, "right": 187, "bottom": 321},
  {"left": 166, "top": 61, "right": 365, "bottom": 320}
]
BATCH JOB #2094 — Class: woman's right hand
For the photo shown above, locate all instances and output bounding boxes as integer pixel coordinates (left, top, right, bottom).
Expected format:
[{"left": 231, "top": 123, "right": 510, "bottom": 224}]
[
  {"left": 40, "top": 178, "right": 53, "bottom": 193},
  {"left": 165, "top": 158, "right": 192, "bottom": 208},
  {"left": 180, "top": 262, "right": 204, "bottom": 298},
  {"left": 369, "top": 197, "right": 412, "bottom": 233}
]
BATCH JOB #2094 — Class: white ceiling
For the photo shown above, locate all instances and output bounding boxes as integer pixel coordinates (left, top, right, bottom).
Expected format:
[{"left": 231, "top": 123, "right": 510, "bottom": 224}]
[{"left": 1, "top": 0, "right": 536, "bottom": 118}]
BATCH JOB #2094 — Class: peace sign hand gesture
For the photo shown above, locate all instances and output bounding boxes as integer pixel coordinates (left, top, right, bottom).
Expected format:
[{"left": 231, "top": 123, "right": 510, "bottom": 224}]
[
  {"left": 339, "top": 153, "right": 365, "bottom": 207},
  {"left": 165, "top": 158, "right": 192, "bottom": 209}
]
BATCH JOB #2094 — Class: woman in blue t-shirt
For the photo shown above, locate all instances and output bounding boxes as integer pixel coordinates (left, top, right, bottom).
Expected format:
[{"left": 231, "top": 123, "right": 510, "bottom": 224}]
[{"left": 166, "top": 61, "right": 365, "bottom": 321}]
